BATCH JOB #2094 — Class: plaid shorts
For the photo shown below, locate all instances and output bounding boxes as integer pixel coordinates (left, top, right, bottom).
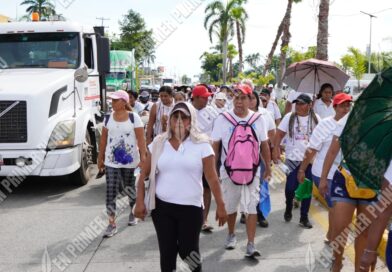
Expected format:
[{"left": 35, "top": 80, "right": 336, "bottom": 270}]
[{"left": 105, "top": 167, "right": 136, "bottom": 216}]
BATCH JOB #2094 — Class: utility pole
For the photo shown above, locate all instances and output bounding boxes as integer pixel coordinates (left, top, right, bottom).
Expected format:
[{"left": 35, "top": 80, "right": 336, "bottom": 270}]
[
  {"left": 96, "top": 17, "right": 110, "bottom": 28},
  {"left": 360, "top": 11, "right": 377, "bottom": 74}
]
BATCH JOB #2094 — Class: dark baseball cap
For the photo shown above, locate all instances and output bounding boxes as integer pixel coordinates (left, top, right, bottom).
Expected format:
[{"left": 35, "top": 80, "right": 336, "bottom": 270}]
[{"left": 293, "top": 94, "right": 312, "bottom": 104}]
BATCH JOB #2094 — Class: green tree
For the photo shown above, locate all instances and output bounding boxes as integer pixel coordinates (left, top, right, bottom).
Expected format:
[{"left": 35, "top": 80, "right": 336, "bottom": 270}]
[
  {"left": 370, "top": 52, "right": 392, "bottom": 73},
  {"left": 340, "top": 47, "right": 366, "bottom": 90},
  {"left": 289, "top": 46, "right": 317, "bottom": 62},
  {"left": 20, "top": 0, "right": 56, "bottom": 19},
  {"left": 227, "top": 44, "right": 238, "bottom": 80},
  {"left": 204, "top": 0, "right": 245, "bottom": 84},
  {"left": 200, "top": 51, "right": 223, "bottom": 82},
  {"left": 113, "top": 9, "right": 156, "bottom": 65},
  {"left": 245, "top": 53, "right": 261, "bottom": 70}
]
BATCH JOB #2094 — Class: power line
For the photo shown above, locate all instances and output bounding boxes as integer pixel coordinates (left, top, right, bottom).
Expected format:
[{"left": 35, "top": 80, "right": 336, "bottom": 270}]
[{"left": 96, "top": 17, "right": 110, "bottom": 27}]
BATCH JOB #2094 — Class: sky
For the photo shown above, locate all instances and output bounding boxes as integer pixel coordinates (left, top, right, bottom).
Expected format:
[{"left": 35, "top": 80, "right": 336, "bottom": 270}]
[{"left": 1, "top": 0, "right": 392, "bottom": 79}]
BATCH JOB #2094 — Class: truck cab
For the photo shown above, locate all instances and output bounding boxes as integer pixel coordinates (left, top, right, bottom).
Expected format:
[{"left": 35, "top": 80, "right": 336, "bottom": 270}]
[{"left": 0, "top": 21, "right": 110, "bottom": 185}]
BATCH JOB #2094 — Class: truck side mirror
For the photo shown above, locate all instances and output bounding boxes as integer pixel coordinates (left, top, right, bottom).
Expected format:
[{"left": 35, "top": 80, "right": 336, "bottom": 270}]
[{"left": 96, "top": 36, "right": 110, "bottom": 74}]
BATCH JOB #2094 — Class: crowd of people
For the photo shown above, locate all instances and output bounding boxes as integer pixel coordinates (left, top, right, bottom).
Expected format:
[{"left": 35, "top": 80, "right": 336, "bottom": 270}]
[{"left": 96, "top": 81, "right": 391, "bottom": 272}]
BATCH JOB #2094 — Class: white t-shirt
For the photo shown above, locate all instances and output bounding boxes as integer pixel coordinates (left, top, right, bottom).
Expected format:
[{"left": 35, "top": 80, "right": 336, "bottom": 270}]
[
  {"left": 278, "top": 112, "right": 320, "bottom": 161},
  {"left": 385, "top": 160, "right": 392, "bottom": 184},
  {"left": 104, "top": 112, "right": 144, "bottom": 168},
  {"left": 313, "top": 98, "right": 335, "bottom": 119},
  {"left": 287, "top": 90, "right": 313, "bottom": 112},
  {"left": 211, "top": 109, "right": 268, "bottom": 179},
  {"left": 258, "top": 107, "right": 276, "bottom": 132},
  {"left": 132, "top": 101, "right": 145, "bottom": 115},
  {"left": 154, "top": 101, "right": 174, "bottom": 137},
  {"left": 152, "top": 138, "right": 214, "bottom": 207},
  {"left": 309, "top": 116, "right": 343, "bottom": 179},
  {"left": 333, "top": 113, "right": 349, "bottom": 137},
  {"left": 196, "top": 105, "right": 219, "bottom": 136},
  {"left": 266, "top": 101, "right": 282, "bottom": 121}
]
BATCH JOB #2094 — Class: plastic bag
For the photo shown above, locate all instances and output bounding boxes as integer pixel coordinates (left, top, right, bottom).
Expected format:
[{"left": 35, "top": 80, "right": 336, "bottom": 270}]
[
  {"left": 259, "top": 180, "right": 271, "bottom": 218},
  {"left": 295, "top": 178, "right": 313, "bottom": 201}
]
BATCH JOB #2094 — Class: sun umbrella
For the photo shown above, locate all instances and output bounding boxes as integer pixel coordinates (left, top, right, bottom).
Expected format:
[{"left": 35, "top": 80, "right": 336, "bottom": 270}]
[
  {"left": 340, "top": 67, "right": 392, "bottom": 190},
  {"left": 283, "top": 58, "right": 350, "bottom": 94}
]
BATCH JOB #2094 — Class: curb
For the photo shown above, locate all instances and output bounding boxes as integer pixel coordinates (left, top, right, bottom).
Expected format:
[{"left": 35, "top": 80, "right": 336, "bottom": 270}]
[{"left": 312, "top": 184, "right": 388, "bottom": 263}]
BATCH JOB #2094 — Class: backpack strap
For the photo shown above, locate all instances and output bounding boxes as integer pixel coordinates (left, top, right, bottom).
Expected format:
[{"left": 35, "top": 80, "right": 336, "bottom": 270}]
[
  {"left": 128, "top": 112, "right": 134, "bottom": 124},
  {"left": 105, "top": 112, "right": 134, "bottom": 126},
  {"left": 222, "top": 112, "right": 238, "bottom": 126},
  {"left": 104, "top": 113, "right": 111, "bottom": 127},
  {"left": 247, "top": 112, "right": 262, "bottom": 126}
]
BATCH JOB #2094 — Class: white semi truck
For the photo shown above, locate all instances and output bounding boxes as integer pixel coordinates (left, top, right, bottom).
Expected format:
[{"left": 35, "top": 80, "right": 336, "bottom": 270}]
[{"left": 0, "top": 21, "right": 111, "bottom": 185}]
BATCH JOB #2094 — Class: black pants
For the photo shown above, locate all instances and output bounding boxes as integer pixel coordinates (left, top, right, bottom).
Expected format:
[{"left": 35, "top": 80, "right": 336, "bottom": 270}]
[{"left": 152, "top": 198, "right": 203, "bottom": 272}]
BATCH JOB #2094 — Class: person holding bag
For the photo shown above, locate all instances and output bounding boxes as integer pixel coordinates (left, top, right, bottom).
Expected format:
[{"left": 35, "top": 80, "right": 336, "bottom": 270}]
[{"left": 134, "top": 102, "right": 227, "bottom": 272}]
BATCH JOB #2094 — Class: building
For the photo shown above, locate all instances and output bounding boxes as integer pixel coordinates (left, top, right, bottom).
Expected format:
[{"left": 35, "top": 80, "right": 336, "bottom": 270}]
[{"left": 0, "top": 14, "right": 10, "bottom": 23}]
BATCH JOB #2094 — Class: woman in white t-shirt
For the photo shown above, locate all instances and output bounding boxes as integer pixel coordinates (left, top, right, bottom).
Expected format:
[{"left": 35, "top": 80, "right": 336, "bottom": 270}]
[
  {"left": 359, "top": 160, "right": 392, "bottom": 272},
  {"left": 134, "top": 102, "right": 227, "bottom": 272},
  {"left": 313, "top": 83, "right": 335, "bottom": 119},
  {"left": 97, "top": 90, "right": 147, "bottom": 238},
  {"left": 273, "top": 94, "right": 320, "bottom": 229},
  {"left": 297, "top": 93, "right": 352, "bottom": 244},
  {"left": 320, "top": 114, "right": 379, "bottom": 272},
  {"left": 146, "top": 86, "right": 175, "bottom": 145}
]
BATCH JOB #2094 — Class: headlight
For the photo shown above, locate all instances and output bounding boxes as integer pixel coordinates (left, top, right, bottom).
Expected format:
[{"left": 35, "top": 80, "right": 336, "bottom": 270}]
[{"left": 48, "top": 120, "right": 76, "bottom": 149}]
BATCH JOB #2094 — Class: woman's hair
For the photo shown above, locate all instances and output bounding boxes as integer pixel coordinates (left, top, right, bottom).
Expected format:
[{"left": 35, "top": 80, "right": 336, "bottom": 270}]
[
  {"left": 288, "top": 108, "right": 319, "bottom": 139},
  {"left": 127, "top": 90, "right": 138, "bottom": 100},
  {"left": 174, "top": 91, "right": 187, "bottom": 101},
  {"left": 252, "top": 91, "right": 260, "bottom": 110},
  {"left": 159, "top": 86, "right": 173, "bottom": 96},
  {"left": 317, "top": 83, "right": 334, "bottom": 99}
]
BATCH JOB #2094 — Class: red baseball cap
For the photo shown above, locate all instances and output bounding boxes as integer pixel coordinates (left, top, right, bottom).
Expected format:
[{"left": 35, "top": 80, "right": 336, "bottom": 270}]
[
  {"left": 233, "top": 84, "right": 253, "bottom": 95},
  {"left": 333, "top": 93, "right": 352, "bottom": 106},
  {"left": 192, "top": 85, "right": 212, "bottom": 98}
]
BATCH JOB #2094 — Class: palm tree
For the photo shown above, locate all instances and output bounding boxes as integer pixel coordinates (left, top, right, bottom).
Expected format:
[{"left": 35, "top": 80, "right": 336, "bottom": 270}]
[
  {"left": 263, "top": 0, "right": 302, "bottom": 76},
  {"left": 21, "top": 0, "right": 56, "bottom": 19},
  {"left": 316, "top": 0, "right": 330, "bottom": 60},
  {"left": 227, "top": 44, "right": 238, "bottom": 80},
  {"left": 340, "top": 47, "right": 366, "bottom": 91},
  {"left": 205, "top": 0, "right": 245, "bottom": 84},
  {"left": 230, "top": 0, "right": 248, "bottom": 73},
  {"left": 277, "top": 0, "right": 303, "bottom": 88},
  {"left": 245, "top": 53, "right": 261, "bottom": 70}
]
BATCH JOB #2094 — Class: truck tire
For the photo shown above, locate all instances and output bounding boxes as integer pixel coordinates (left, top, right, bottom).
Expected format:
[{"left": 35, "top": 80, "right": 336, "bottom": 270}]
[{"left": 70, "top": 129, "right": 93, "bottom": 186}]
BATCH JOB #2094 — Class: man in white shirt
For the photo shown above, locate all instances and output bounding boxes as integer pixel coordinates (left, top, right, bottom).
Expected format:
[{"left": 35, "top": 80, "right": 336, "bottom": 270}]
[
  {"left": 192, "top": 85, "right": 220, "bottom": 232},
  {"left": 259, "top": 88, "right": 281, "bottom": 125},
  {"left": 127, "top": 90, "right": 145, "bottom": 115},
  {"left": 211, "top": 84, "right": 271, "bottom": 258}
]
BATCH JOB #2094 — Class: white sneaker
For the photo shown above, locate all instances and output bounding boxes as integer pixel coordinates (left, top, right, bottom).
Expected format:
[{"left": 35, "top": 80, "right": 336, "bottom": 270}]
[
  {"left": 245, "top": 242, "right": 261, "bottom": 258},
  {"left": 128, "top": 212, "right": 138, "bottom": 226},
  {"left": 225, "top": 233, "right": 237, "bottom": 250}
]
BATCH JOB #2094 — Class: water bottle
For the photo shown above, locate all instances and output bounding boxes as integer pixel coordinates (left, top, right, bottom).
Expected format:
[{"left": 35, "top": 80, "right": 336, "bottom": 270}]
[{"left": 276, "top": 161, "right": 290, "bottom": 175}]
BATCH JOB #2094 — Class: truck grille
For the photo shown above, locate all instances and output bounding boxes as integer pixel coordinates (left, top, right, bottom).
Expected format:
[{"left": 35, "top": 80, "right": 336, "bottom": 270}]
[{"left": 0, "top": 101, "right": 27, "bottom": 143}]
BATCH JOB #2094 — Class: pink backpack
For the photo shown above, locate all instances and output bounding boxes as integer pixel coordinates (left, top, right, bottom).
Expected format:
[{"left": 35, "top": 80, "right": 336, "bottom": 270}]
[{"left": 222, "top": 112, "right": 261, "bottom": 185}]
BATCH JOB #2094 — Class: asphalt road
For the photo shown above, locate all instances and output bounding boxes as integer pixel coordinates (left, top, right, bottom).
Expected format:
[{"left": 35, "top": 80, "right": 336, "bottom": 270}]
[{"left": 0, "top": 169, "right": 388, "bottom": 272}]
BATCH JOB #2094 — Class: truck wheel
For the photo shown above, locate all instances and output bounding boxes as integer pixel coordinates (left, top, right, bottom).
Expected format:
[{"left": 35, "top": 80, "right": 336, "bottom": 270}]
[{"left": 70, "top": 130, "right": 93, "bottom": 186}]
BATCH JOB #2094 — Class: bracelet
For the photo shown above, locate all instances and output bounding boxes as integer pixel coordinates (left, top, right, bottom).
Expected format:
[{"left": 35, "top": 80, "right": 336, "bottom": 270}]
[{"left": 364, "top": 249, "right": 378, "bottom": 255}]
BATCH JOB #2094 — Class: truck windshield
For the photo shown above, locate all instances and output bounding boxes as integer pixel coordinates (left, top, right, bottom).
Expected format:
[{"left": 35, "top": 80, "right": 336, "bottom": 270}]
[
  {"left": 0, "top": 32, "right": 80, "bottom": 69},
  {"left": 106, "top": 72, "right": 126, "bottom": 80}
]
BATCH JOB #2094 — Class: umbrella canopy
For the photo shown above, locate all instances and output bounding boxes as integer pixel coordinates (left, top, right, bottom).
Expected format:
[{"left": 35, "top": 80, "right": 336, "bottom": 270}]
[
  {"left": 340, "top": 67, "right": 392, "bottom": 190},
  {"left": 283, "top": 58, "right": 350, "bottom": 94}
]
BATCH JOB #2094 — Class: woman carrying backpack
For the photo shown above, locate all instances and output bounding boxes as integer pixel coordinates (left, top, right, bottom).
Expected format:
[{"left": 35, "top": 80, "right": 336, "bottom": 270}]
[
  {"left": 146, "top": 86, "right": 175, "bottom": 145},
  {"left": 97, "top": 90, "right": 147, "bottom": 238},
  {"left": 134, "top": 102, "right": 227, "bottom": 272},
  {"left": 272, "top": 94, "right": 320, "bottom": 229}
]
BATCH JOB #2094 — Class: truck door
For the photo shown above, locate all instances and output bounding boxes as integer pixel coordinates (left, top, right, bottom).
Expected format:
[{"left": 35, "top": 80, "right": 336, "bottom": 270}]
[{"left": 83, "top": 35, "right": 100, "bottom": 107}]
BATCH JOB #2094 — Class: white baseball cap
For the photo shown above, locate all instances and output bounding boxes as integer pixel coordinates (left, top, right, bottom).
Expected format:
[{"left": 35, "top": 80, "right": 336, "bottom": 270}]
[{"left": 215, "top": 92, "right": 227, "bottom": 100}]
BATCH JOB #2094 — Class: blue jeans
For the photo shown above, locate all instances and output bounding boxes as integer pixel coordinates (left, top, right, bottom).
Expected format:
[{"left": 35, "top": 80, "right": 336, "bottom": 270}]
[{"left": 285, "top": 160, "right": 313, "bottom": 218}]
